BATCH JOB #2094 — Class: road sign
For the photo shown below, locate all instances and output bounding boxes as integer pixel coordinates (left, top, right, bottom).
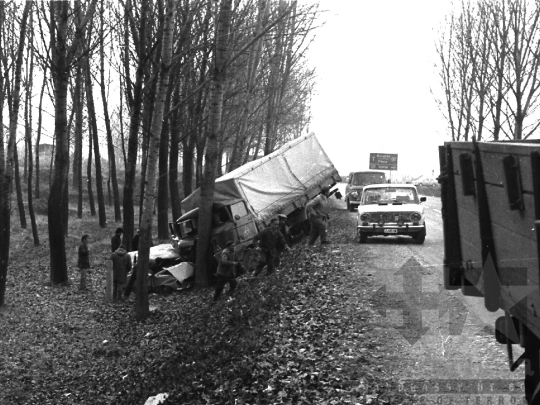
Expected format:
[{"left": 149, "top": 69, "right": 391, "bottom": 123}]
[{"left": 369, "top": 153, "right": 398, "bottom": 170}]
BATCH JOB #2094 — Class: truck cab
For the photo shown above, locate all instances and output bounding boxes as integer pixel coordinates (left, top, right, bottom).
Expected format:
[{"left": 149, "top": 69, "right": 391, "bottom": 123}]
[{"left": 169, "top": 200, "right": 260, "bottom": 269}]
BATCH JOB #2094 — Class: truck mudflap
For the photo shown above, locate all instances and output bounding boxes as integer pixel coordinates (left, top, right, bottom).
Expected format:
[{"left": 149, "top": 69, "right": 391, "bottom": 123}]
[{"left": 440, "top": 140, "right": 540, "bottom": 404}]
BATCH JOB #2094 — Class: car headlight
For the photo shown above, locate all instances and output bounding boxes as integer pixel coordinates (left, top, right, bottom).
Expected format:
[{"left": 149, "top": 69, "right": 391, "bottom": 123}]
[
  {"left": 360, "top": 213, "right": 370, "bottom": 221},
  {"left": 410, "top": 212, "right": 422, "bottom": 221}
]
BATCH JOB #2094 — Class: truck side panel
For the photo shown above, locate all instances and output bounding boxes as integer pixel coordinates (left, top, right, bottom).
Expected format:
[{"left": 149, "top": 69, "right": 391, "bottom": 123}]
[{"left": 444, "top": 141, "right": 540, "bottom": 339}]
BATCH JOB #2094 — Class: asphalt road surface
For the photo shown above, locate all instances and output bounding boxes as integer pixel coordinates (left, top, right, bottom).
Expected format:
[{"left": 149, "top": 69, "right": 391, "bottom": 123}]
[{"left": 334, "top": 183, "right": 526, "bottom": 404}]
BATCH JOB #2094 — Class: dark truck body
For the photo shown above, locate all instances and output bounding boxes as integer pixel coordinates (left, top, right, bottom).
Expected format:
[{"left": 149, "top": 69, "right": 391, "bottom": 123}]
[
  {"left": 440, "top": 140, "right": 540, "bottom": 403},
  {"left": 169, "top": 134, "right": 341, "bottom": 271}
]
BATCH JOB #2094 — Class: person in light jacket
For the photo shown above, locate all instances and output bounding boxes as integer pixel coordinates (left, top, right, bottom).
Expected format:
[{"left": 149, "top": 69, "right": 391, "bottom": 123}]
[{"left": 306, "top": 186, "right": 331, "bottom": 246}]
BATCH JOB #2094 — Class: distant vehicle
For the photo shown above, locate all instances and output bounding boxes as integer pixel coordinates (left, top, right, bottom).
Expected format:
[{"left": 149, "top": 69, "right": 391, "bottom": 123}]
[
  {"left": 345, "top": 171, "right": 386, "bottom": 212},
  {"left": 356, "top": 184, "right": 427, "bottom": 244},
  {"left": 413, "top": 178, "right": 439, "bottom": 187}
]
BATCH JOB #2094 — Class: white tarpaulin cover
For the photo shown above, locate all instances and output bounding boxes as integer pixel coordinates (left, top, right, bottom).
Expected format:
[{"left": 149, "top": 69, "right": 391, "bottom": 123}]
[
  {"left": 164, "top": 262, "right": 194, "bottom": 282},
  {"left": 127, "top": 243, "right": 180, "bottom": 263},
  {"left": 182, "top": 134, "right": 339, "bottom": 222}
]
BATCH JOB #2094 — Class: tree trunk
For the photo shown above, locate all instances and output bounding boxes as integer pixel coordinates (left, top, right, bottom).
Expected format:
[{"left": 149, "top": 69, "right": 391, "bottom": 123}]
[
  {"left": 25, "top": 17, "right": 39, "bottom": 245},
  {"left": 195, "top": 0, "right": 233, "bottom": 286},
  {"left": 228, "top": 0, "right": 266, "bottom": 171},
  {"left": 157, "top": 84, "right": 172, "bottom": 239},
  {"left": 86, "top": 59, "right": 107, "bottom": 227},
  {"left": 35, "top": 66, "right": 47, "bottom": 200},
  {"left": 136, "top": 0, "right": 176, "bottom": 320},
  {"left": 14, "top": 146, "right": 26, "bottom": 229},
  {"left": 100, "top": 0, "right": 121, "bottom": 222},
  {"left": 123, "top": 0, "right": 149, "bottom": 254},
  {"left": 48, "top": 0, "right": 96, "bottom": 284},
  {"left": 87, "top": 123, "right": 96, "bottom": 216},
  {"left": 74, "top": 61, "right": 84, "bottom": 218},
  {"left": 169, "top": 81, "right": 182, "bottom": 222},
  {"left": 0, "top": 2, "right": 30, "bottom": 304},
  {"left": 48, "top": 3, "right": 72, "bottom": 284}
]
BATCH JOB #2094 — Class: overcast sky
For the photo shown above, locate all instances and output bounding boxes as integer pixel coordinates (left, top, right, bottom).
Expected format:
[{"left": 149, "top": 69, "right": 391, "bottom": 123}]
[{"left": 308, "top": 0, "right": 453, "bottom": 180}]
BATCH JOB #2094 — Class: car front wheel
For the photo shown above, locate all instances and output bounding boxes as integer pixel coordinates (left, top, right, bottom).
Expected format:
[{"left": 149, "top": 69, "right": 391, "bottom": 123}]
[
  {"left": 415, "top": 228, "right": 426, "bottom": 244},
  {"left": 357, "top": 231, "right": 367, "bottom": 243}
]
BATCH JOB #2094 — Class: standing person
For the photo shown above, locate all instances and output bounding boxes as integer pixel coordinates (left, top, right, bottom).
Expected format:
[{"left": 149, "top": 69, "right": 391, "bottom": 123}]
[
  {"left": 110, "top": 244, "right": 132, "bottom": 301},
  {"left": 213, "top": 240, "right": 240, "bottom": 302},
  {"left": 132, "top": 228, "right": 140, "bottom": 251},
  {"left": 252, "top": 218, "right": 288, "bottom": 277},
  {"left": 275, "top": 214, "right": 290, "bottom": 267},
  {"left": 78, "top": 234, "right": 91, "bottom": 290},
  {"left": 306, "top": 186, "right": 331, "bottom": 246},
  {"left": 111, "top": 227, "right": 123, "bottom": 252}
]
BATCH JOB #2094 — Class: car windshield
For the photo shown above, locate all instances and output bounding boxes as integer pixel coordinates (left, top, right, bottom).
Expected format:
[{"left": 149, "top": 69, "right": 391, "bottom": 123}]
[
  {"left": 362, "top": 187, "right": 418, "bottom": 205},
  {"left": 352, "top": 172, "right": 386, "bottom": 186}
]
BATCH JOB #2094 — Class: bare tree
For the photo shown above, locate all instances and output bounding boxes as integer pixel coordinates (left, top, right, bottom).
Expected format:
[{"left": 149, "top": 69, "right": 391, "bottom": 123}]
[
  {"left": 136, "top": 0, "right": 176, "bottom": 319},
  {"left": 436, "top": 0, "right": 540, "bottom": 141},
  {"left": 0, "top": 1, "right": 31, "bottom": 305},
  {"left": 122, "top": 0, "right": 149, "bottom": 252},
  {"left": 99, "top": 0, "right": 121, "bottom": 222},
  {"left": 195, "top": 0, "right": 233, "bottom": 286},
  {"left": 25, "top": 9, "right": 39, "bottom": 245},
  {"left": 47, "top": 0, "right": 96, "bottom": 284}
]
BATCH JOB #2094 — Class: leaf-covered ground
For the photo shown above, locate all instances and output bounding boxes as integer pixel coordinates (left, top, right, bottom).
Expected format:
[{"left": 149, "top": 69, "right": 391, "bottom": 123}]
[{"left": 0, "top": 204, "right": 415, "bottom": 405}]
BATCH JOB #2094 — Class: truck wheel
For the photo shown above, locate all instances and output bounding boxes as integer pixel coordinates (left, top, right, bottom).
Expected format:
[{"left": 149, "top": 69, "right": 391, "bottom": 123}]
[{"left": 415, "top": 229, "right": 426, "bottom": 244}]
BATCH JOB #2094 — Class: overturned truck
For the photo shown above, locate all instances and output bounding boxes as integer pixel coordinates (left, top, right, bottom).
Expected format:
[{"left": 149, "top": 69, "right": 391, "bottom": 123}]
[{"left": 169, "top": 133, "right": 341, "bottom": 271}]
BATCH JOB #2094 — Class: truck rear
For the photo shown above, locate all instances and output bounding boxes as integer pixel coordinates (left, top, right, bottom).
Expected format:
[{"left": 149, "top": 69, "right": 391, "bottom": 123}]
[{"left": 440, "top": 140, "right": 540, "bottom": 404}]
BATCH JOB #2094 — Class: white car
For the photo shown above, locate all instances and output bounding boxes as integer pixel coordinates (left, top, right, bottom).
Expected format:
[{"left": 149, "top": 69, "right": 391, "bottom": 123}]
[{"left": 356, "top": 184, "right": 426, "bottom": 244}]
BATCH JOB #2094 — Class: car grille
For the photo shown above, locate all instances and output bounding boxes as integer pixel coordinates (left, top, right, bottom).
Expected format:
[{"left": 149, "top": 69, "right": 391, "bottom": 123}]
[{"left": 369, "top": 212, "right": 414, "bottom": 223}]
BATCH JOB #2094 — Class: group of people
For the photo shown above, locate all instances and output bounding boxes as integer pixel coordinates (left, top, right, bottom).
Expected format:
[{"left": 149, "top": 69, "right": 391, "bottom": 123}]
[
  {"left": 77, "top": 227, "right": 140, "bottom": 300},
  {"left": 213, "top": 185, "right": 332, "bottom": 302}
]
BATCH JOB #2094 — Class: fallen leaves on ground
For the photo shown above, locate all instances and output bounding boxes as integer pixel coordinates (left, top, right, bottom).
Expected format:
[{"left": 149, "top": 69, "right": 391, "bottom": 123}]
[{"left": 0, "top": 206, "right": 414, "bottom": 405}]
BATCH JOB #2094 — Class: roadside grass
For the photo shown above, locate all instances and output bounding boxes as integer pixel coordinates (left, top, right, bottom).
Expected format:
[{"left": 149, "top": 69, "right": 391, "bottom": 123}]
[
  {"left": 0, "top": 203, "right": 413, "bottom": 405},
  {"left": 416, "top": 185, "right": 441, "bottom": 198}
]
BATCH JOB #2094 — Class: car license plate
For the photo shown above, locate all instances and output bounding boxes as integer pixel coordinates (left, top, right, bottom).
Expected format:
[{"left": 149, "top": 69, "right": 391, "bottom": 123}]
[{"left": 384, "top": 229, "right": 397, "bottom": 234}]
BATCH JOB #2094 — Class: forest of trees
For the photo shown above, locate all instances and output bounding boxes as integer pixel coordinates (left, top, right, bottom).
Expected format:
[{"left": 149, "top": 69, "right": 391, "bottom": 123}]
[
  {"left": 0, "top": 0, "right": 320, "bottom": 318},
  {"left": 435, "top": 0, "right": 540, "bottom": 142}
]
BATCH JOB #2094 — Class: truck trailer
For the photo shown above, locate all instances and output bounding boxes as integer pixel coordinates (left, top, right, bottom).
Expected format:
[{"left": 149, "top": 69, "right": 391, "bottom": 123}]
[{"left": 440, "top": 139, "right": 540, "bottom": 404}]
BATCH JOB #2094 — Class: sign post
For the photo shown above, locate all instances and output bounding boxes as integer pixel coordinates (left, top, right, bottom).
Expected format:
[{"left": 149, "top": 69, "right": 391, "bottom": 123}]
[{"left": 370, "top": 153, "right": 398, "bottom": 183}]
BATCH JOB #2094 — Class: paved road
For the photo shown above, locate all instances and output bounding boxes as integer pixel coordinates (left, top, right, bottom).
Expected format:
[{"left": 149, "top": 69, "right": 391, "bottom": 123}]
[{"left": 333, "top": 183, "right": 526, "bottom": 403}]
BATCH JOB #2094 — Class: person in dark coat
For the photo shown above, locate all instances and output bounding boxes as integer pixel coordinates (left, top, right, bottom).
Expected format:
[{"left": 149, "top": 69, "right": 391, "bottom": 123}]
[
  {"left": 111, "top": 227, "right": 123, "bottom": 252},
  {"left": 110, "top": 244, "right": 132, "bottom": 300},
  {"left": 275, "top": 214, "right": 290, "bottom": 267},
  {"left": 78, "top": 234, "right": 91, "bottom": 290},
  {"left": 213, "top": 240, "right": 240, "bottom": 302},
  {"left": 252, "top": 218, "right": 288, "bottom": 277}
]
